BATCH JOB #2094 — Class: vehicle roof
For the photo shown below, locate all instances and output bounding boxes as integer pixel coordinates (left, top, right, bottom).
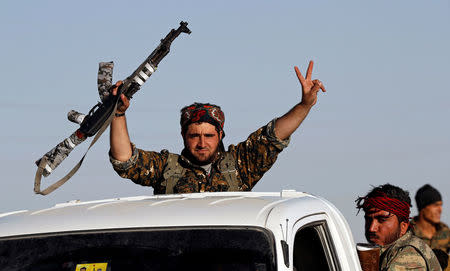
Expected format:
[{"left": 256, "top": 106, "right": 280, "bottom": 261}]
[{"left": 0, "top": 190, "right": 335, "bottom": 238}]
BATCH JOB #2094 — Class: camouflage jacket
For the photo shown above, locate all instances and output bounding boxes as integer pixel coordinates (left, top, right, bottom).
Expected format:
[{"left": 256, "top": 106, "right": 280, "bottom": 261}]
[
  {"left": 110, "top": 119, "right": 289, "bottom": 194},
  {"left": 380, "top": 231, "right": 442, "bottom": 271},
  {"left": 410, "top": 217, "right": 450, "bottom": 253}
]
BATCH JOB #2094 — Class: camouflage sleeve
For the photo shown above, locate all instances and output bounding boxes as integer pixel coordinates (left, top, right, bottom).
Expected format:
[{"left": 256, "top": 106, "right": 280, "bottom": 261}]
[
  {"left": 109, "top": 143, "right": 169, "bottom": 187},
  {"left": 386, "top": 246, "right": 428, "bottom": 271},
  {"left": 438, "top": 224, "right": 450, "bottom": 253},
  {"left": 229, "top": 118, "right": 290, "bottom": 190}
]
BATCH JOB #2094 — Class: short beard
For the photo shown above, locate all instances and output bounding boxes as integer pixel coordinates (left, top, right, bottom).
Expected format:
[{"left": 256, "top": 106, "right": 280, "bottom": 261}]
[
  {"left": 194, "top": 151, "right": 218, "bottom": 166},
  {"left": 384, "top": 225, "right": 402, "bottom": 245},
  {"left": 184, "top": 146, "right": 219, "bottom": 166}
]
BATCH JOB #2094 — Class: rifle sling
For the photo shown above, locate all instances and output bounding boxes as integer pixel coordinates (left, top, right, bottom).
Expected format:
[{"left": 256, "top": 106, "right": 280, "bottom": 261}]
[{"left": 34, "top": 101, "right": 118, "bottom": 195}]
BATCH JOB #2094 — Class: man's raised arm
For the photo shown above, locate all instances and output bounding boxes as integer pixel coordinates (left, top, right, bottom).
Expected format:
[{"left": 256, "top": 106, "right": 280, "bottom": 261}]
[
  {"left": 109, "top": 81, "right": 133, "bottom": 161},
  {"left": 274, "top": 61, "right": 326, "bottom": 140}
]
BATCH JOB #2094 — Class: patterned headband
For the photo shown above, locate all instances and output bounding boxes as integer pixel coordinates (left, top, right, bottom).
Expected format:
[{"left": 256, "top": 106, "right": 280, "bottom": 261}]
[
  {"left": 180, "top": 103, "right": 225, "bottom": 133},
  {"left": 356, "top": 191, "right": 411, "bottom": 222}
]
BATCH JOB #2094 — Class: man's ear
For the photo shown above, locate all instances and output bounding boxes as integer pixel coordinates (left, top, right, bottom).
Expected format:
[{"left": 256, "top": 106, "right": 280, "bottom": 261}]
[{"left": 400, "top": 221, "right": 409, "bottom": 236}]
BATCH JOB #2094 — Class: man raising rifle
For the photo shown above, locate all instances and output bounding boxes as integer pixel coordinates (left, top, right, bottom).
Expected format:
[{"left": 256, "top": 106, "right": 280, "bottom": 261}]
[{"left": 109, "top": 61, "right": 325, "bottom": 194}]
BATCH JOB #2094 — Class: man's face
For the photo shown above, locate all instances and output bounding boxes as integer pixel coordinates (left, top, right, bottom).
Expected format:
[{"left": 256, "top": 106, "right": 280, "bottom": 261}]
[
  {"left": 364, "top": 208, "right": 407, "bottom": 246},
  {"left": 183, "top": 122, "right": 222, "bottom": 165},
  {"left": 420, "top": 201, "right": 443, "bottom": 224}
]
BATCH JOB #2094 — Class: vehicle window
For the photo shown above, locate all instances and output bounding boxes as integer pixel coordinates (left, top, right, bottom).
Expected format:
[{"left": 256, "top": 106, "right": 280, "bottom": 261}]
[
  {"left": 0, "top": 227, "right": 275, "bottom": 271},
  {"left": 293, "top": 223, "right": 338, "bottom": 271}
]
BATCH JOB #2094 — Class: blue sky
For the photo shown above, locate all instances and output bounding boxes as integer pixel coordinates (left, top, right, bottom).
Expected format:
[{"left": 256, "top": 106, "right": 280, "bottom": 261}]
[{"left": 0, "top": 0, "right": 448, "bottom": 242}]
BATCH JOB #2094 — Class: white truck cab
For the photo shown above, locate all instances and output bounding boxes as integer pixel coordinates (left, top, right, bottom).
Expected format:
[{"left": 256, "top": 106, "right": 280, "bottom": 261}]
[{"left": 0, "top": 191, "right": 362, "bottom": 271}]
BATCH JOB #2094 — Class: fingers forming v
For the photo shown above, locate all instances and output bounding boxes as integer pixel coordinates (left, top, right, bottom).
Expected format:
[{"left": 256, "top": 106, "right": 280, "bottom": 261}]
[
  {"left": 294, "top": 66, "right": 306, "bottom": 86},
  {"left": 306, "top": 60, "right": 314, "bottom": 80}
]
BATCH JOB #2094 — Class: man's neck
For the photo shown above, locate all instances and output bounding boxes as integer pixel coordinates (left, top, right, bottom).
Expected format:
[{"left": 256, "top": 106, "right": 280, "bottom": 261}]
[{"left": 415, "top": 216, "right": 437, "bottom": 239}]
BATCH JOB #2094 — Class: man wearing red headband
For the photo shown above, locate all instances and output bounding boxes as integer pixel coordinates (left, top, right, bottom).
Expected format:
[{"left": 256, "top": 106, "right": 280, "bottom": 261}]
[
  {"left": 108, "top": 61, "right": 325, "bottom": 194},
  {"left": 357, "top": 184, "right": 441, "bottom": 270}
]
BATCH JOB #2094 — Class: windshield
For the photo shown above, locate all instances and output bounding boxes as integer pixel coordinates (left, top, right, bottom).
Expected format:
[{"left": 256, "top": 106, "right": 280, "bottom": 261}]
[{"left": 0, "top": 227, "right": 276, "bottom": 271}]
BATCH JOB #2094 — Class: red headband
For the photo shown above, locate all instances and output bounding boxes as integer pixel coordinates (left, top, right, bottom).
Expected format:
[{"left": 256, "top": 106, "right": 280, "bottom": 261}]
[
  {"left": 357, "top": 192, "right": 411, "bottom": 222},
  {"left": 180, "top": 103, "right": 225, "bottom": 133}
]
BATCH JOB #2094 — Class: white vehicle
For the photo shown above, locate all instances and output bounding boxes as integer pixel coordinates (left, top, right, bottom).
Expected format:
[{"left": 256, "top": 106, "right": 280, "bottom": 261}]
[{"left": 0, "top": 191, "right": 362, "bottom": 271}]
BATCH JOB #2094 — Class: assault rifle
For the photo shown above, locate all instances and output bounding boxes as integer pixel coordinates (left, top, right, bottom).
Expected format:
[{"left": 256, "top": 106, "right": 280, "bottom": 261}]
[{"left": 34, "top": 21, "right": 191, "bottom": 195}]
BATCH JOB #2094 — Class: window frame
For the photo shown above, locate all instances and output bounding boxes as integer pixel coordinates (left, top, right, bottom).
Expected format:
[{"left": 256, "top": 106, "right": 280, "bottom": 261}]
[{"left": 292, "top": 215, "right": 342, "bottom": 271}]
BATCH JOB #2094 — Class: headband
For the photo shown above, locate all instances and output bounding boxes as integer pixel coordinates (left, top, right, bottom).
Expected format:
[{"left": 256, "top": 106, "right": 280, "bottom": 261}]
[
  {"left": 356, "top": 191, "right": 411, "bottom": 222},
  {"left": 180, "top": 103, "right": 225, "bottom": 134}
]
